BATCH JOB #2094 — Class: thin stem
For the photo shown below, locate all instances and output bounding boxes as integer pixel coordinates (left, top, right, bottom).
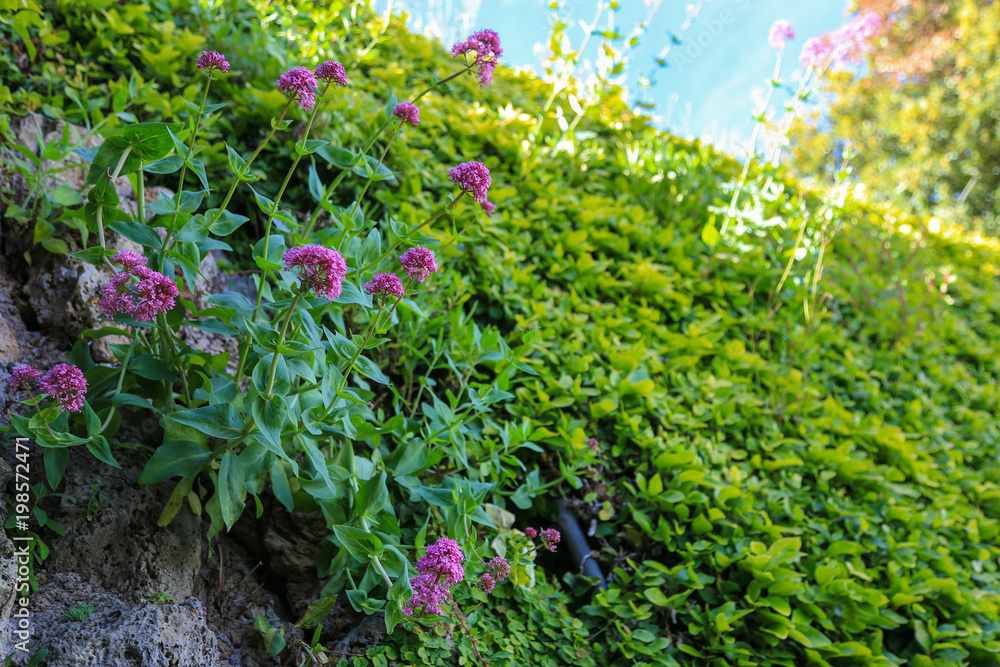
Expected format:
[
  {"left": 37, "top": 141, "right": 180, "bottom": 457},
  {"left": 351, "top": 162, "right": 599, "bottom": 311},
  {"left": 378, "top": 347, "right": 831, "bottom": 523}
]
[
  {"left": 357, "top": 193, "right": 466, "bottom": 276},
  {"left": 298, "top": 67, "right": 472, "bottom": 242},
  {"left": 203, "top": 98, "right": 294, "bottom": 231},
  {"left": 100, "top": 333, "right": 138, "bottom": 433},
  {"left": 159, "top": 77, "right": 212, "bottom": 271},
  {"left": 425, "top": 358, "right": 515, "bottom": 443},
  {"left": 24, "top": 388, "right": 57, "bottom": 439},
  {"left": 95, "top": 145, "right": 134, "bottom": 270},
  {"left": 265, "top": 293, "right": 301, "bottom": 396},
  {"left": 719, "top": 51, "right": 784, "bottom": 237},
  {"left": 372, "top": 556, "right": 394, "bottom": 589},
  {"left": 336, "top": 305, "right": 385, "bottom": 393},
  {"left": 251, "top": 85, "right": 331, "bottom": 317},
  {"left": 337, "top": 131, "right": 398, "bottom": 255},
  {"left": 136, "top": 164, "right": 145, "bottom": 224}
]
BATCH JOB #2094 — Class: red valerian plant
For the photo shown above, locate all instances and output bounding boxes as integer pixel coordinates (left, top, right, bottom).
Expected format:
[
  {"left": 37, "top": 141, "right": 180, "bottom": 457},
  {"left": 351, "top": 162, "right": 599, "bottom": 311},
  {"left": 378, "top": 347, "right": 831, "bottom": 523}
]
[{"left": 5, "top": 31, "right": 564, "bottom": 657}]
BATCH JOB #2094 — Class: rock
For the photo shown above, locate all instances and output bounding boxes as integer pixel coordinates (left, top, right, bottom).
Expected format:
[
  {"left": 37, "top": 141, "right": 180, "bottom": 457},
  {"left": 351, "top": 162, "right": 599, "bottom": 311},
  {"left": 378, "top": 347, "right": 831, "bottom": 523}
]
[
  {"left": 42, "top": 447, "right": 202, "bottom": 602},
  {"left": 0, "top": 458, "right": 17, "bottom": 657},
  {"left": 12, "top": 572, "right": 221, "bottom": 667}
]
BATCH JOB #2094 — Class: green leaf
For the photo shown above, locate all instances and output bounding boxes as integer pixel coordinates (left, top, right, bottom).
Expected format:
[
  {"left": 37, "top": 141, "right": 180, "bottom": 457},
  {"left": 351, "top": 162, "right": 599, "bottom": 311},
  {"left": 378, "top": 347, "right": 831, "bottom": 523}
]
[
  {"left": 139, "top": 440, "right": 211, "bottom": 483},
  {"left": 308, "top": 161, "right": 324, "bottom": 202},
  {"left": 294, "top": 139, "right": 329, "bottom": 155},
  {"left": 357, "top": 227, "right": 382, "bottom": 267},
  {"left": 316, "top": 145, "right": 357, "bottom": 169},
  {"left": 384, "top": 93, "right": 398, "bottom": 120},
  {"left": 71, "top": 247, "right": 109, "bottom": 265},
  {"left": 86, "top": 435, "right": 121, "bottom": 469},
  {"left": 44, "top": 447, "right": 68, "bottom": 489},
  {"left": 218, "top": 450, "right": 246, "bottom": 530},
  {"left": 253, "top": 615, "right": 286, "bottom": 655},
  {"left": 122, "top": 122, "right": 176, "bottom": 161},
  {"left": 295, "top": 596, "right": 337, "bottom": 628},
  {"left": 270, "top": 458, "right": 294, "bottom": 511},
  {"left": 354, "top": 355, "right": 391, "bottom": 385},
  {"left": 332, "top": 281, "right": 372, "bottom": 307},
  {"left": 206, "top": 208, "right": 249, "bottom": 235},
  {"left": 108, "top": 218, "right": 163, "bottom": 249},
  {"left": 701, "top": 216, "right": 720, "bottom": 247},
  {"left": 355, "top": 471, "right": 389, "bottom": 516},
  {"left": 166, "top": 404, "right": 244, "bottom": 439},
  {"left": 332, "top": 525, "right": 383, "bottom": 561}
]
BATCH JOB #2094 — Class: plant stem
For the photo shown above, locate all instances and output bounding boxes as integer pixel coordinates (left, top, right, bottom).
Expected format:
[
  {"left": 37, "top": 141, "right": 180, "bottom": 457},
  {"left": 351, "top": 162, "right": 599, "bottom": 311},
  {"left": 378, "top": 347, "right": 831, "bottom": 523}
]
[
  {"left": 203, "top": 98, "right": 294, "bottom": 231},
  {"left": 100, "top": 333, "right": 138, "bottom": 433},
  {"left": 719, "top": 51, "right": 784, "bottom": 237},
  {"left": 251, "top": 85, "right": 331, "bottom": 316},
  {"left": 356, "top": 193, "right": 465, "bottom": 276},
  {"left": 96, "top": 146, "right": 134, "bottom": 269},
  {"left": 298, "top": 66, "right": 472, "bottom": 242},
  {"left": 265, "top": 293, "right": 300, "bottom": 396},
  {"left": 159, "top": 77, "right": 212, "bottom": 271},
  {"left": 337, "top": 131, "right": 398, "bottom": 255}
]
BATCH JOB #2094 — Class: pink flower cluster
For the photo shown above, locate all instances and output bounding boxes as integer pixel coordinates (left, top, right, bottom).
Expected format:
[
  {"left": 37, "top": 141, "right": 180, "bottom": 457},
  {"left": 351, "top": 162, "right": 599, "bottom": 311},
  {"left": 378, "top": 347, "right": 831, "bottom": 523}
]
[
  {"left": 277, "top": 66, "right": 319, "bottom": 110},
  {"left": 98, "top": 252, "right": 178, "bottom": 322},
  {"left": 524, "top": 526, "right": 561, "bottom": 551},
  {"left": 316, "top": 61, "right": 348, "bottom": 86},
  {"left": 768, "top": 20, "right": 795, "bottom": 52},
  {"left": 479, "top": 555, "right": 511, "bottom": 593},
  {"left": 403, "top": 537, "right": 465, "bottom": 617},
  {"left": 392, "top": 102, "right": 420, "bottom": 126},
  {"left": 448, "top": 161, "right": 492, "bottom": 204},
  {"left": 8, "top": 363, "right": 88, "bottom": 413},
  {"left": 283, "top": 245, "right": 347, "bottom": 300},
  {"left": 450, "top": 29, "right": 502, "bottom": 87},
  {"left": 8, "top": 365, "right": 41, "bottom": 389},
  {"left": 541, "top": 528, "right": 561, "bottom": 551},
  {"left": 196, "top": 50, "right": 230, "bottom": 76},
  {"left": 364, "top": 272, "right": 405, "bottom": 299},
  {"left": 26, "top": 364, "right": 88, "bottom": 413},
  {"left": 799, "top": 12, "right": 883, "bottom": 66},
  {"left": 399, "top": 247, "right": 438, "bottom": 284}
]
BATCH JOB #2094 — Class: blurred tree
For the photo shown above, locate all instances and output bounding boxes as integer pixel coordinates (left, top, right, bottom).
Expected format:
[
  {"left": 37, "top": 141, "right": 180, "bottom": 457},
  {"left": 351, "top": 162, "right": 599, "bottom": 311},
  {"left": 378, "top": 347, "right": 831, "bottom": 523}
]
[{"left": 790, "top": 0, "right": 1000, "bottom": 234}]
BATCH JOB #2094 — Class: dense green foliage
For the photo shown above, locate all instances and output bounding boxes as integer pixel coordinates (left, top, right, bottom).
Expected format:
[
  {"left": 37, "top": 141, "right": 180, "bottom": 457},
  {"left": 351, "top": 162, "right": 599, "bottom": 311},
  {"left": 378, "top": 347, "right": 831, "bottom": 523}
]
[{"left": 3, "top": 1, "right": 1000, "bottom": 666}]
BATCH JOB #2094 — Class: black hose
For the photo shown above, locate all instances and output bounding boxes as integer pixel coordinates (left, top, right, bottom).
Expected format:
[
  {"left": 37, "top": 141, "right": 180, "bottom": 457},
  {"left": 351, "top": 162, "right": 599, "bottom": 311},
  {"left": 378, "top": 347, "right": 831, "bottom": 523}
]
[{"left": 556, "top": 500, "right": 607, "bottom": 590}]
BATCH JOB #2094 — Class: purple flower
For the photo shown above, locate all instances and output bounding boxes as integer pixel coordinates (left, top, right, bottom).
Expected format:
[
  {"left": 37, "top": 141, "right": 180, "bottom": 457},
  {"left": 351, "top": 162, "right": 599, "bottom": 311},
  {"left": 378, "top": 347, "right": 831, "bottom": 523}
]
[
  {"left": 799, "top": 11, "right": 883, "bottom": 66},
  {"left": 416, "top": 537, "right": 465, "bottom": 587},
  {"left": 486, "top": 556, "right": 510, "bottom": 583},
  {"left": 541, "top": 528, "right": 561, "bottom": 551},
  {"left": 364, "top": 272, "right": 405, "bottom": 299},
  {"left": 40, "top": 364, "right": 87, "bottom": 414},
  {"left": 196, "top": 50, "right": 230, "bottom": 76},
  {"left": 448, "top": 161, "right": 492, "bottom": 204},
  {"left": 402, "top": 573, "right": 452, "bottom": 616},
  {"left": 768, "top": 20, "right": 795, "bottom": 51},
  {"left": 110, "top": 250, "right": 147, "bottom": 274},
  {"left": 277, "top": 67, "right": 319, "bottom": 110},
  {"left": 524, "top": 527, "right": 537, "bottom": 539},
  {"left": 480, "top": 200, "right": 496, "bottom": 216},
  {"left": 451, "top": 29, "right": 503, "bottom": 87},
  {"left": 283, "top": 245, "right": 347, "bottom": 300},
  {"left": 398, "top": 247, "right": 439, "bottom": 284},
  {"left": 8, "top": 365, "right": 41, "bottom": 390},
  {"left": 478, "top": 573, "right": 496, "bottom": 594},
  {"left": 99, "top": 272, "right": 136, "bottom": 320},
  {"left": 131, "top": 267, "right": 179, "bottom": 321},
  {"left": 392, "top": 102, "right": 420, "bottom": 126},
  {"left": 315, "top": 61, "right": 348, "bottom": 86}
]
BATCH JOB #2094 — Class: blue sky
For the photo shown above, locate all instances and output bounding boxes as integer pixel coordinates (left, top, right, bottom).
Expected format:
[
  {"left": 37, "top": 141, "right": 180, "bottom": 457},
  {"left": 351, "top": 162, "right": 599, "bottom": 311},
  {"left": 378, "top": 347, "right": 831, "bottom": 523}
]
[{"left": 378, "top": 0, "right": 852, "bottom": 146}]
